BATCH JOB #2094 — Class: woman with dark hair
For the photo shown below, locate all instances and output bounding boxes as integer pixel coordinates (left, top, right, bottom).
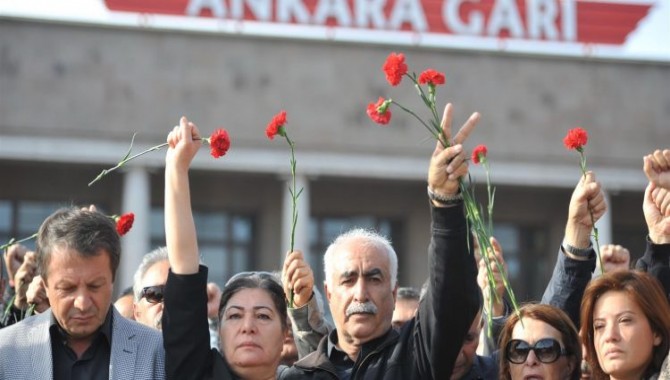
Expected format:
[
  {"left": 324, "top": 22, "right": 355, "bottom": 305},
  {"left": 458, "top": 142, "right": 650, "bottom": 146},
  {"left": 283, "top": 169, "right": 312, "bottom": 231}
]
[
  {"left": 580, "top": 270, "right": 670, "bottom": 380},
  {"left": 162, "top": 117, "right": 289, "bottom": 380},
  {"left": 499, "top": 304, "right": 581, "bottom": 380}
]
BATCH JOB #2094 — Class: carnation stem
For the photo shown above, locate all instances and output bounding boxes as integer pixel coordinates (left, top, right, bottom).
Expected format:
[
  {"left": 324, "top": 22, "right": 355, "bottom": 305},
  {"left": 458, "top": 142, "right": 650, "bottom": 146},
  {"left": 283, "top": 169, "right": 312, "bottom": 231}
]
[
  {"left": 433, "top": 108, "right": 522, "bottom": 328},
  {"left": 407, "top": 74, "right": 441, "bottom": 129},
  {"left": 387, "top": 68, "right": 521, "bottom": 330},
  {"left": 89, "top": 136, "right": 212, "bottom": 186},
  {"left": 392, "top": 101, "right": 447, "bottom": 147},
  {"left": 0, "top": 233, "right": 38, "bottom": 251},
  {"left": 1, "top": 294, "right": 15, "bottom": 326},
  {"left": 89, "top": 142, "right": 169, "bottom": 186},
  {"left": 579, "top": 151, "right": 604, "bottom": 275},
  {"left": 26, "top": 304, "right": 36, "bottom": 318},
  {"left": 283, "top": 132, "right": 302, "bottom": 308}
]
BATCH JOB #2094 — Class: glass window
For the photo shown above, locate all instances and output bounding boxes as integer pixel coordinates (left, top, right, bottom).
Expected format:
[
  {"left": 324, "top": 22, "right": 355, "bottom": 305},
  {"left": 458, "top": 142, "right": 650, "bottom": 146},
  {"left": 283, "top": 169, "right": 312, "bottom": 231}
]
[
  {"left": 0, "top": 201, "right": 11, "bottom": 246},
  {"left": 492, "top": 222, "right": 549, "bottom": 302},
  {"left": 150, "top": 208, "right": 255, "bottom": 288}
]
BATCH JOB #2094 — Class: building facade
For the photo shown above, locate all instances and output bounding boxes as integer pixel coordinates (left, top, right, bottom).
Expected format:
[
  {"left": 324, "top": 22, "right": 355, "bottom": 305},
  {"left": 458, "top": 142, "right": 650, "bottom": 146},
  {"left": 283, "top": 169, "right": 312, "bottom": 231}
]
[{"left": 1, "top": 1, "right": 669, "bottom": 301}]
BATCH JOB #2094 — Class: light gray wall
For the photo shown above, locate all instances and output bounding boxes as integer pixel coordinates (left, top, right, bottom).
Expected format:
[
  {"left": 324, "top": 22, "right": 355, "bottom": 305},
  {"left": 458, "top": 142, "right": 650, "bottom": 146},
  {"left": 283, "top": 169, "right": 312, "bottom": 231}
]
[{"left": 1, "top": 17, "right": 667, "bottom": 300}]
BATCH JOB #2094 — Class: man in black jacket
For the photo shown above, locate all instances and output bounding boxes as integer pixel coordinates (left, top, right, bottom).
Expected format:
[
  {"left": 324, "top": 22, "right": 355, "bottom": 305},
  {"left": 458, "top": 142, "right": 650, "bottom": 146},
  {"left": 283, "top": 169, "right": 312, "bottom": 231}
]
[{"left": 280, "top": 104, "right": 481, "bottom": 380}]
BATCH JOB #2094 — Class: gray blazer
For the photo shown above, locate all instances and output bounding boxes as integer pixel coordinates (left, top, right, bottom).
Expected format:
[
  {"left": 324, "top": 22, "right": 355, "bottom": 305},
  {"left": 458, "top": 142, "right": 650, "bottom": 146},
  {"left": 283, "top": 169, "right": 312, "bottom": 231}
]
[{"left": 0, "top": 307, "right": 165, "bottom": 380}]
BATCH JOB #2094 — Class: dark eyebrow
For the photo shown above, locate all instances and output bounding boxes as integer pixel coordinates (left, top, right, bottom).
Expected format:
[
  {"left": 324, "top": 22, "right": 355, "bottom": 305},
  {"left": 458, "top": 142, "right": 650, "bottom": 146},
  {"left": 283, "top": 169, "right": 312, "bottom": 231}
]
[
  {"left": 225, "top": 305, "right": 275, "bottom": 313},
  {"left": 363, "top": 268, "right": 383, "bottom": 278},
  {"left": 341, "top": 270, "right": 359, "bottom": 279}
]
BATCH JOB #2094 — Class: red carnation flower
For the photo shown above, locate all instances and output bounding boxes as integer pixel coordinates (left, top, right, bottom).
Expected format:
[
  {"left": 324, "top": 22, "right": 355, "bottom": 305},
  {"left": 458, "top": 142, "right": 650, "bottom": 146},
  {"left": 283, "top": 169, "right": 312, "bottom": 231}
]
[
  {"left": 563, "top": 127, "right": 588, "bottom": 151},
  {"left": 472, "top": 145, "right": 488, "bottom": 164},
  {"left": 208, "top": 129, "right": 231, "bottom": 158},
  {"left": 418, "top": 69, "right": 446, "bottom": 86},
  {"left": 115, "top": 213, "right": 135, "bottom": 236},
  {"left": 266, "top": 111, "right": 287, "bottom": 140},
  {"left": 382, "top": 52, "right": 408, "bottom": 87},
  {"left": 367, "top": 97, "right": 392, "bottom": 125}
]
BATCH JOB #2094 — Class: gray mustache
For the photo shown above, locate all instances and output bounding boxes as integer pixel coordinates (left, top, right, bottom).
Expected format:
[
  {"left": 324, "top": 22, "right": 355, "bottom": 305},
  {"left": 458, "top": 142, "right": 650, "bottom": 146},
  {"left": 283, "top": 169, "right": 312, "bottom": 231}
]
[{"left": 346, "top": 302, "right": 378, "bottom": 317}]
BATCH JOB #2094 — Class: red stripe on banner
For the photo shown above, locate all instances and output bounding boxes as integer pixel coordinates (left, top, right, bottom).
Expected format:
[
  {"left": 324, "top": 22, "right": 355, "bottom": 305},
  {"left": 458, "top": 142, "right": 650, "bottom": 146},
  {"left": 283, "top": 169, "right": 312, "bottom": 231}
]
[
  {"left": 103, "top": 0, "right": 653, "bottom": 45},
  {"left": 576, "top": 1, "right": 652, "bottom": 44}
]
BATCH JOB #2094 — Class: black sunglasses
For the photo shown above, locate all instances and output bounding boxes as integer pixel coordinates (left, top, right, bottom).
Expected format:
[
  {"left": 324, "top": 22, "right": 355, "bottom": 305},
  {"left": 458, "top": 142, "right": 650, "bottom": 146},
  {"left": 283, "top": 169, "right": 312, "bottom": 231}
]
[
  {"left": 505, "top": 338, "right": 569, "bottom": 364},
  {"left": 140, "top": 285, "right": 165, "bottom": 304}
]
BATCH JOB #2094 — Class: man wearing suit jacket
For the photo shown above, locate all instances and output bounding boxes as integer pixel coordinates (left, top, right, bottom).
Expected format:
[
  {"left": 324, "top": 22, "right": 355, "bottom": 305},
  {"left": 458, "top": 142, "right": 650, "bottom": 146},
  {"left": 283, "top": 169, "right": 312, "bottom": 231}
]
[{"left": 0, "top": 207, "right": 165, "bottom": 379}]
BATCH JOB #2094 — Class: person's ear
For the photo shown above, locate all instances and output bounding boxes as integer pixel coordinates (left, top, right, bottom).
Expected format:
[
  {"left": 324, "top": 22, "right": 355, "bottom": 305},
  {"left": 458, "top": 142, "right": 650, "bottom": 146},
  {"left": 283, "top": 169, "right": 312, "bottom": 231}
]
[
  {"left": 133, "top": 302, "right": 141, "bottom": 320},
  {"left": 653, "top": 330, "right": 662, "bottom": 346},
  {"left": 324, "top": 281, "right": 331, "bottom": 302}
]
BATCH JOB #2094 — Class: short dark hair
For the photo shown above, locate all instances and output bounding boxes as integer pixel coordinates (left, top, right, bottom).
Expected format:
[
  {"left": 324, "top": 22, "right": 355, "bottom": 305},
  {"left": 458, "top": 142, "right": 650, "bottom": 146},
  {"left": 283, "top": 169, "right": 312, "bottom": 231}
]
[
  {"left": 397, "top": 287, "right": 420, "bottom": 301},
  {"left": 219, "top": 272, "right": 288, "bottom": 331},
  {"left": 117, "top": 286, "right": 134, "bottom": 300},
  {"left": 36, "top": 207, "right": 121, "bottom": 282}
]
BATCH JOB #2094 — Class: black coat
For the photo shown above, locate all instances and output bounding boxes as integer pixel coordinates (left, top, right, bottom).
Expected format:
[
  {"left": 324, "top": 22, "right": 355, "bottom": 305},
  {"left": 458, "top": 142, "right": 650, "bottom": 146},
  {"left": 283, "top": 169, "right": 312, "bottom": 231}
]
[{"left": 279, "top": 204, "right": 480, "bottom": 380}]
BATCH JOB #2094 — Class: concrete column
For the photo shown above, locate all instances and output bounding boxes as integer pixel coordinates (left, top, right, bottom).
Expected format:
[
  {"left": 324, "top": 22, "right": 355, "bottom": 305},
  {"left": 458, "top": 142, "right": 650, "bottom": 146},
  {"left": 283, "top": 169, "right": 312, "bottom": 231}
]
[
  {"left": 117, "top": 166, "right": 151, "bottom": 295},
  {"left": 281, "top": 174, "right": 310, "bottom": 267},
  {"left": 594, "top": 190, "right": 612, "bottom": 246}
]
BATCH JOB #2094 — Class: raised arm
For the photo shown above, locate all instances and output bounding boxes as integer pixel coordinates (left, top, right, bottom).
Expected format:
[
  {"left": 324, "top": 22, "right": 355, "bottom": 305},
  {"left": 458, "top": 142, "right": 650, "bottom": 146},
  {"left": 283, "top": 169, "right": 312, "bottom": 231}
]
[
  {"left": 165, "top": 117, "right": 202, "bottom": 274},
  {"left": 542, "top": 171, "right": 605, "bottom": 328},
  {"left": 163, "top": 117, "right": 215, "bottom": 380},
  {"left": 417, "top": 103, "right": 480, "bottom": 378},
  {"left": 634, "top": 183, "right": 670, "bottom": 300},
  {"left": 633, "top": 148, "right": 670, "bottom": 301}
]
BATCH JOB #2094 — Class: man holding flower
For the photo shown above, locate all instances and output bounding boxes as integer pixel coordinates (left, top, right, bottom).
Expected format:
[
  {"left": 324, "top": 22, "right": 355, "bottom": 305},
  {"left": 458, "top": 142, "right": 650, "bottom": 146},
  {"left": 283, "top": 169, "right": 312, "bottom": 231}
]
[{"left": 282, "top": 103, "right": 481, "bottom": 379}]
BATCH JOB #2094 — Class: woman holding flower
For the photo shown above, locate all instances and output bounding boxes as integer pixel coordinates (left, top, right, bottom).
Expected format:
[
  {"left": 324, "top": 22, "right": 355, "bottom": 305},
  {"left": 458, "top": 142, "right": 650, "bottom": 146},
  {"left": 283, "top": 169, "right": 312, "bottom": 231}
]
[{"left": 162, "top": 117, "right": 289, "bottom": 380}]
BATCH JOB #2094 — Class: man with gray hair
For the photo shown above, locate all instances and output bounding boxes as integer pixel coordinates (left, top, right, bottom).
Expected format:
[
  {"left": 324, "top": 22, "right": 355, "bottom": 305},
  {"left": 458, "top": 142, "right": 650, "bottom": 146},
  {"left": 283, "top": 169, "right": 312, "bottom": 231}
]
[
  {"left": 282, "top": 104, "right": 481, "bottom": 379},
  {"left": 133, "top": 247, "right": 170, "bottom": 330}
]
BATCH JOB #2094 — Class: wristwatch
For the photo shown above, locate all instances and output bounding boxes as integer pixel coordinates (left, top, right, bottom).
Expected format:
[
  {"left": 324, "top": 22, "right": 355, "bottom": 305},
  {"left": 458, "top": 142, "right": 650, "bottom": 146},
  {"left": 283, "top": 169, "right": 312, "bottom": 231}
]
[{"left": 562, "top": 241, "right": 592, "bottom": 258}]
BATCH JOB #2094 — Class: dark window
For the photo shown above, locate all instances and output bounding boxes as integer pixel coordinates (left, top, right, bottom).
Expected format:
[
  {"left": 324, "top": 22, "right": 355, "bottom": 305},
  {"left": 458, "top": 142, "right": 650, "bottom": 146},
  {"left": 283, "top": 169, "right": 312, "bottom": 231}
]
[
  {"left": 150, "top": 208, "right": 255, "bottom": 287},
  {"left": 493, "top": 222, "right": 550, "bottom": 302}
]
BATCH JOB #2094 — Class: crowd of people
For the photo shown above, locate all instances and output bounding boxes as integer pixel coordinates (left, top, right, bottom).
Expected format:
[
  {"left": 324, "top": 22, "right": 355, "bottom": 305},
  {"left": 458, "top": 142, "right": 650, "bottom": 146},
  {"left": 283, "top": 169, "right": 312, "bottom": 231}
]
[{"left": 0, "top": 104, "right": 669, "bottom": 380}]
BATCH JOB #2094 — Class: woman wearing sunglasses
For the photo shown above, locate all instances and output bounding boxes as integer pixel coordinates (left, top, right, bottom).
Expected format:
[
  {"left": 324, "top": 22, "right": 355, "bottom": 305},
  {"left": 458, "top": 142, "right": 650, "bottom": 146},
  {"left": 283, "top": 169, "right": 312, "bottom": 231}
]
[
  {"left": 580, "top": 270, "right": 670, "bottom": 380},
  {"left": 162, "top": 118, "right": 289, "bottom": 380},
  {"left": 498, "top": 304, "right": 582, "bottom": 380}
]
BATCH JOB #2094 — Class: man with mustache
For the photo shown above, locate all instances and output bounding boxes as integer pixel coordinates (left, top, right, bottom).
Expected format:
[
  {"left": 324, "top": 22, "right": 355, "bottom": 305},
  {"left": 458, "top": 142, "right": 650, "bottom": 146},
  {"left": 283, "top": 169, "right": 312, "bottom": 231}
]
[{"left": 282, "top": 104, "right": 481, "bottom": 379}]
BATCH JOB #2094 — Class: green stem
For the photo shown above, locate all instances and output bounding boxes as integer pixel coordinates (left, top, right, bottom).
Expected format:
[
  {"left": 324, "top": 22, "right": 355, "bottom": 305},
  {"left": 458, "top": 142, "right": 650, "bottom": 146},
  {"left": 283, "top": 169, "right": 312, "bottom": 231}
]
[
  {"left": 89, "top": 142, "right": 169, "bottom": 186},
  {"left": 283, "top": 132, "right": 301, "bottom": 308},
  {"left": 483, "top": 160, "right": 494, "bottom": 236},
  {"left": 1, "top": 294, "right": 15, "bottom": 326},
  {"left": 26, "top": 304, "right": 36, "bottom": 318},
  {"left": 406, "top": 74, "right": 441, "bottom": 131},
  {"left": 89, "top": 134, "right": 216, "bottom": 187},
  {"left": 0, "top": 233, "right": 38, "bottom": 251},
  {"left": 578, "top": 151, "right": 604, "bottom": 275},
  {"left": 389, "top": 76, "right": 521, "bottom": 327},
  {"left": 392, "top": 101, "right": 447, "bottom": 147}
]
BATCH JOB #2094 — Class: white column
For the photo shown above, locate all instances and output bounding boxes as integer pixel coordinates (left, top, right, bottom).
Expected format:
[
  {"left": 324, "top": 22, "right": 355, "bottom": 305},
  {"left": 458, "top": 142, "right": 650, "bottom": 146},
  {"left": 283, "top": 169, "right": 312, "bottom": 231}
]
[
  {"left": 117, "top": 166, "right": 151, "bottom": 294},
  {"left": 594, "top": 190, "right": 612, "bottom": 246},
  {"left": 281, "top": 174, "right": 310, "bottom": 267}
]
